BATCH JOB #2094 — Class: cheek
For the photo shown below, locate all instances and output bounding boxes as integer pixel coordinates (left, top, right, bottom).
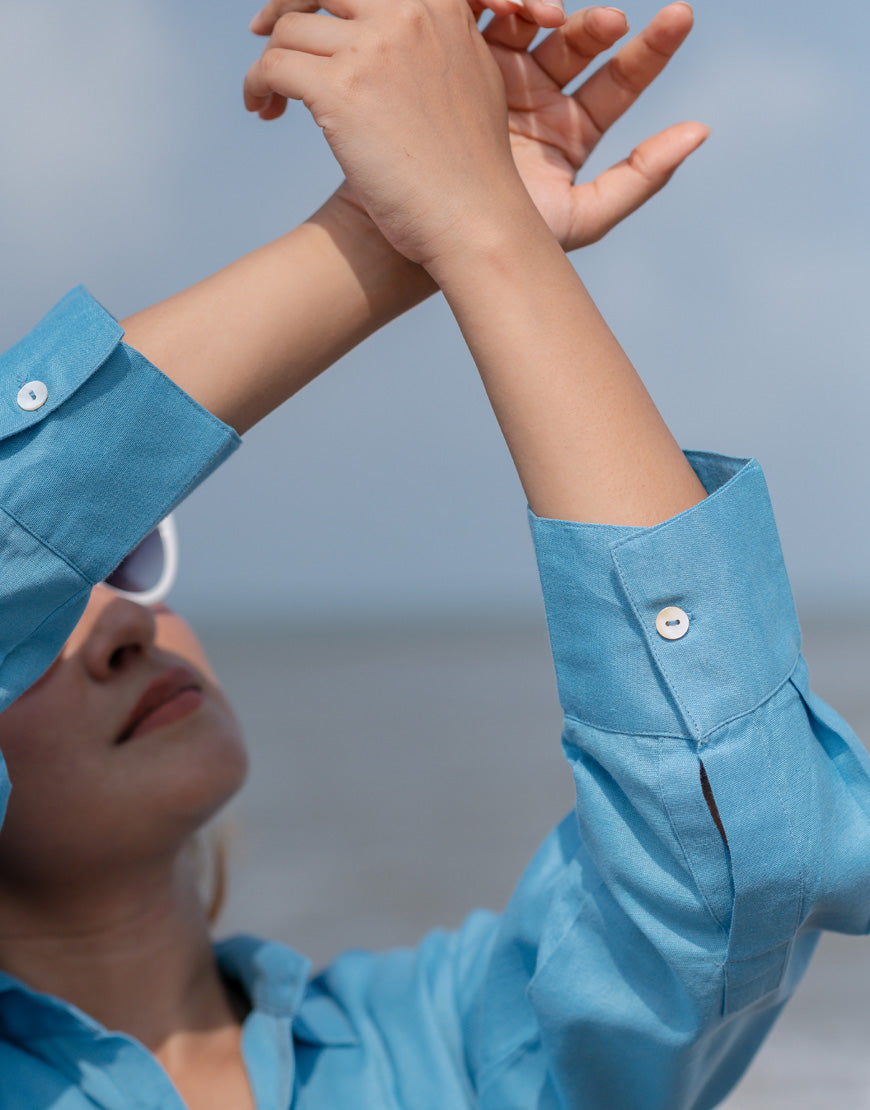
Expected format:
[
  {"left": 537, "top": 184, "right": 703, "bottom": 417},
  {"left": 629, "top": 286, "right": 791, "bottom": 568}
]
[
  {"left": 0, "top": 679, "right": 84, "bottom": 792},
  {"left": 0, "top": 698, "right": 113, "bottom": 881},
  {"left": 0, "top": 727, "right": 248, "bottom": 884}
]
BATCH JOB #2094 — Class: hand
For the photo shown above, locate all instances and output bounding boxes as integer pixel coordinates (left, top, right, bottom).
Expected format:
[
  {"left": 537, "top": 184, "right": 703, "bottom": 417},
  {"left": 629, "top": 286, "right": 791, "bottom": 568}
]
[
  {"left": 244, "top": 0, "right": 528, "bottom": 269},
  {"left": 246, "top": 2, "right": 707, "bottom": 256},
  {"left": 486, "top": 3, "right": 708, "bottom": 250},
  {"left": 249, "top": 0, "right": 567, "bottom": 55}
]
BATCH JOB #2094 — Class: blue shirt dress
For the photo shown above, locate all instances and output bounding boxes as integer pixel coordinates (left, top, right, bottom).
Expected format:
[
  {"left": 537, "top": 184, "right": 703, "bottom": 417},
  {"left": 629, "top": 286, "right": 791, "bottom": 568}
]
[{"left": 1, "top": 287, "right": 869, "bottom": 1109}]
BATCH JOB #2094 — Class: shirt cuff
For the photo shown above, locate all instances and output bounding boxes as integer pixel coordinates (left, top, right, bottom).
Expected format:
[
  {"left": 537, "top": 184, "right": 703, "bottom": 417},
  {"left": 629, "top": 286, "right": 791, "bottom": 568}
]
[
  {"left": 529, "top": 452, "right": 801, "bottom": 741},
  {"left": 0, "top": 286, "right": 240, "bottom": 711}
]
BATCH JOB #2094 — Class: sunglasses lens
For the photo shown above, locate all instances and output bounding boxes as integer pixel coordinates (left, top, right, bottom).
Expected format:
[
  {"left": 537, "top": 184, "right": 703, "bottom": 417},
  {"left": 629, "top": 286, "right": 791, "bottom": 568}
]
[{"left": 104, "top": 528, "right": 166, "bottom": 595}]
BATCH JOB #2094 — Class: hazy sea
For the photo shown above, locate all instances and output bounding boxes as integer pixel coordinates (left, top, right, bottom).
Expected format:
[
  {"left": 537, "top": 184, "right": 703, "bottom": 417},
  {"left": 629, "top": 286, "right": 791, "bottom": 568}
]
[{"left": 196, "top": 614, "right": 870, "bottom": 1109}]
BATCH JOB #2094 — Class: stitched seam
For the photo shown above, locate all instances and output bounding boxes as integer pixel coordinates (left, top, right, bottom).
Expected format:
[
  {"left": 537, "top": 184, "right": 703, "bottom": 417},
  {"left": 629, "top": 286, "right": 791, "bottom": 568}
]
[
  {"left": 701, "top": 656, "right": 801, "bottom": 743},
  {"left": 0, "top": 504, "right": 94, "bottom": 583},
  {"left": 0, "top": 588, "right": 92, "bottom": 682},
  {"left": 561, "top": 655, "right": 801, "bottom": 744},
  {"left": 562, "top": 714, "right": 689, "bottom": 740},
  {"left": 0, "top": 298, "right": 122, "bottom": 436},
  {"left": 754, "top": 709, "right": 805, "bottom": 937},
  {"left": 726, "top": 942, "right": 791, "bottom": 970},
  {"left": 126, "top": 345, "right": 242, "bottom": 441},
  {"left": 610, "top": 552, "right": 702, "bottom": 738},
  {"left": 0, "top": 447, "right": 231, "bottom": 593},
  {"left": 729, "top": 945, "right": 789, "bottom": 964}
]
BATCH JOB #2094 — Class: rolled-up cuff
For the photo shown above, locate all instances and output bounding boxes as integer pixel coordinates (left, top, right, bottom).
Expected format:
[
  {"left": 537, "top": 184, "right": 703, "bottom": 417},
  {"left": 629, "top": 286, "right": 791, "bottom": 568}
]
[
  {"left": 0, "top": 287, "right": 240, "bottom": 712},
  {"left": 530, "top": 453, "right": 800, "bottom": 740}
]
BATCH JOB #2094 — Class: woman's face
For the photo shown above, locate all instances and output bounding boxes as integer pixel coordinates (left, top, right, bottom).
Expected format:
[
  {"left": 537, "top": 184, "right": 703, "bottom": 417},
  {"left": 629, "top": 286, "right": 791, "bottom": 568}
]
[{"left": 0, "top": 587, "right": 247, "bottom": 888}]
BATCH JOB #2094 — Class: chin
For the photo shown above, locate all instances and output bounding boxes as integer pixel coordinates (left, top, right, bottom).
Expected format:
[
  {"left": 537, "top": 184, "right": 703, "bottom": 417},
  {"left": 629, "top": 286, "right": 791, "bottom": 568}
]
[
  {"left": 111, "top": 692, "right": 251, "bottom": 857},
  {"left": 161, "top": 711, "right": 249, "bottom": 831}
]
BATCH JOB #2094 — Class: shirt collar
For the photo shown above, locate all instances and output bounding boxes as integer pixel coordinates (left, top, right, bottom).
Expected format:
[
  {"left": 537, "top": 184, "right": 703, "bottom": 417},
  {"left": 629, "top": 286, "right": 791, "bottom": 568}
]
[
  {"left": 0, "top": 933, "right": 358, "bottom": 1049},
  {"left": 216, "top": 935, "right": 359, "bottom": 1047},
  {"left": 215, "top": 933, "right": 311, "bottom": 1017}
]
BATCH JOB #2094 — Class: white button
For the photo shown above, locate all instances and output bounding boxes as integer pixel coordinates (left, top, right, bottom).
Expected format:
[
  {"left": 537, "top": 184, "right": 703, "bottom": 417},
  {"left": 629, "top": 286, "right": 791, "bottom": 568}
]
[
  {"left": 656, "top": 606, "right": 689, "bottom": 640},
  {"left": 17, "top": 381, "right": 48, "bottom": 411}
]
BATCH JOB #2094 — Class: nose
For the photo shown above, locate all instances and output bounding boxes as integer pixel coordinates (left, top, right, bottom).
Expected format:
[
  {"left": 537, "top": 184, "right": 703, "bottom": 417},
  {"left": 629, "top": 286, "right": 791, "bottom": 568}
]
[{"left": 76, "top": 585, "right": 158, "bottom": 681}]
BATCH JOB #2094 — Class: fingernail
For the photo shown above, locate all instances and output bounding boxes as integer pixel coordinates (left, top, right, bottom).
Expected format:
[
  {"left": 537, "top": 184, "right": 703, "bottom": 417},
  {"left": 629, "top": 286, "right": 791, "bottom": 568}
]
[
  {"left": 601, "top": 7, "right": 628, "bottom": 23},
  {"left": 249, "top": 7, "right": 267, "bottom": 31},
  {"left": 505, "top": 0, "right": 525, "bottom": 8},
  {"left": 542, "top": 0, "right": 564, "bottom": 10}
]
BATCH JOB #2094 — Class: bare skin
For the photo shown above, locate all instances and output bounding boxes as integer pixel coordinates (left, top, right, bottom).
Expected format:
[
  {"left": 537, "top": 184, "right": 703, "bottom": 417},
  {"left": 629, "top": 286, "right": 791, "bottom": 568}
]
[
  {"left": 129, "top": 4, "right": 704, "bottom": 441},
  {"left": 0, "top": 6, "right": 704, "bottom": 1107},
  {"left": 244, "top": 0, "right": 706, "bottom": 522}
]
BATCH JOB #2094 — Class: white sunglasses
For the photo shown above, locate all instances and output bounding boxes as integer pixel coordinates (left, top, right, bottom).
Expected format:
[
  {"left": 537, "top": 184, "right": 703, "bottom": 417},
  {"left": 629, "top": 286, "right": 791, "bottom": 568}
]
[{"left": 102, "top": 515, "right": 179, "bottom": 606}]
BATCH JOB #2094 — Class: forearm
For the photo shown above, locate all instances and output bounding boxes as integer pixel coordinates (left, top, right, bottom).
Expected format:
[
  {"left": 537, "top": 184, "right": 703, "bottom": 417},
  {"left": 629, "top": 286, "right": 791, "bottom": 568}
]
[
  {"left": 122, "top": 191, "right": 434, "bottom": 434},
  {"left": 428, "top": 194, "right": 706, "bottom": 525},
  {"left": 239, "top": 0, "right": 706, "bottom": 522}
]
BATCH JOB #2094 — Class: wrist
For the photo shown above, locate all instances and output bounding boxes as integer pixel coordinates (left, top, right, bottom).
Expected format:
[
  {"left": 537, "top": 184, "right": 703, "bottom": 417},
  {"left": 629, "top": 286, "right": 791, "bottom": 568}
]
[
  {"left": 422, "top": 186, "right": 564, "bottom": 301},
  {"left": 421, "top": 184, "right": 557, "bottom": 293},
  {"left": 311, "top": 187, "right": 436, "bottom": 318}
]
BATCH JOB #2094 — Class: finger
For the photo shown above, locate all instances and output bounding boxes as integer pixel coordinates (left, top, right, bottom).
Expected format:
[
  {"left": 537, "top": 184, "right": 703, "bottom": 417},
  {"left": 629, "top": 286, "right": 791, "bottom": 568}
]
[
  {"left": 530, "top": 7, "right": 628, "bottom": 89},
  {"left": 269, "top": 10, "right": 350, "bottom": 55},
  {"left": 250, "top": 0, "right": 322, "bottom": 35},
  {"left": 484, "top": 0, "right": 567, "bottom": 30},
  {"left": 573, "top": 3, "right": 694, "bottom": 138},
  {"left": 244, "top": 47, "right": 330, "bottom": 114},
  {"left": 519, "top": 0, "right": 567, "bottom": 29},
  {"left": 244, "top": 12, "right": 348, "bottom": 115},
  {"left": 474, "top": 0, "right": 536, "bottom": 25},
  {"left": 252, "top": 0, "right": 553, "bottom": 31},
  {"left": 483, "top": 9, "right": 541, "bottom": 50},
  {"left": 567, "top": 120, "right": 709, "bottom": 248},
  {"left": 257, "top": 91, "right": 291, "bottom": 121}
]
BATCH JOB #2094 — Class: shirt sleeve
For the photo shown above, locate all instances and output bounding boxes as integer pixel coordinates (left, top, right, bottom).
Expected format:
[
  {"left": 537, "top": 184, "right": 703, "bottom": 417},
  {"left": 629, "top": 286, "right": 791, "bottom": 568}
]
[
  {"left": 471, "top": 451, "right": 870, "bottom": 1107},
  {"left": 314, "top": 452, "right": 870, "bottom": 1110},
  {"left": 0, "top": 287, "right": 240, "bottom": 825}
]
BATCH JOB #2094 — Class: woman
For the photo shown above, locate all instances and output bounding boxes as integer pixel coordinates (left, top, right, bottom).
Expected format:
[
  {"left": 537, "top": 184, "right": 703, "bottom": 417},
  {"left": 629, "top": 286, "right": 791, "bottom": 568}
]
[{"left": 2, "top": 3, "right": 869, "bottom": 1108}]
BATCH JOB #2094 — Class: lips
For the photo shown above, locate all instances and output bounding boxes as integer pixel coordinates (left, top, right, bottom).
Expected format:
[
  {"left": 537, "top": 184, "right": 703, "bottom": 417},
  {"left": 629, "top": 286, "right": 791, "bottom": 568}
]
[{"left": 116, "top": 667, "right": 203, "bottom": 744}]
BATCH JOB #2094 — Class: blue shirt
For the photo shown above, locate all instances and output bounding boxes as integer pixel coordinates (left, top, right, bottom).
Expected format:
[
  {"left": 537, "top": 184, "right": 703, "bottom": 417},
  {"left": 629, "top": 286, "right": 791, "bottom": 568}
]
[{"left": 1, "top": 288, "right": 870, "bottom": 1109}]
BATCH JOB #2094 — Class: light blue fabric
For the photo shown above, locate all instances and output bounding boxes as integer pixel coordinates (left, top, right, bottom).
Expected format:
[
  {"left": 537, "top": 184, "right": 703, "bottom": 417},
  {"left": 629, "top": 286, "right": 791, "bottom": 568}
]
[
  {"left": 0, "top": 287, "right": 240, "bottom": 732},
  {"left": 2, "top": 290, "right": 870, "bottom": 1109}
]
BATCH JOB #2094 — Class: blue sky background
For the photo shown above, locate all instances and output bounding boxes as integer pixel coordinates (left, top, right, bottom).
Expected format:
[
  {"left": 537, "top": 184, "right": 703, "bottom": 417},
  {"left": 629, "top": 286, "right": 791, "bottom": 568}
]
[{"left": 1, "top": 0, "right": 868, "bottom": 623}]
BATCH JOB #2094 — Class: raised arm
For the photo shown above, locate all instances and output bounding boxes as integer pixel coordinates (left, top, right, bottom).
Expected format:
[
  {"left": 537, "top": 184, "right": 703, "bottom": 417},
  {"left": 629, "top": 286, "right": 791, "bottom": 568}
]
[
  {"left": 243, "top": 0, "right": 707, "bottom": 522},
  {"left": 426, "top": 185, "right": 707, "bottom": 525},
  {"left": 129, "top": 5, "right": 704, "bottom": 448},
  {"left": 120, "top": 194, "right": 432, "bottom": 435}
]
